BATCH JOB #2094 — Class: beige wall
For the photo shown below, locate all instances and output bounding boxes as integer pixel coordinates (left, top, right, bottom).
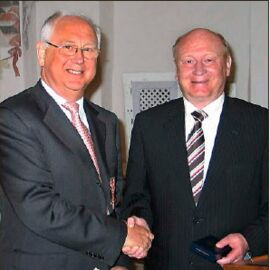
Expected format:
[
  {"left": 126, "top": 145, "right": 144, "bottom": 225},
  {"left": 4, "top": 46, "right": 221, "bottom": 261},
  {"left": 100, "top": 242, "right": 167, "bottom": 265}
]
[
  {"left": 0, "top": 1, "right": 268, "bottom": 159},
  {"left": 0, "top": 2, "right": 268, "bottom": 269},
  {"left": 1, "top": 1, "right": 267, "bottom": 108}
]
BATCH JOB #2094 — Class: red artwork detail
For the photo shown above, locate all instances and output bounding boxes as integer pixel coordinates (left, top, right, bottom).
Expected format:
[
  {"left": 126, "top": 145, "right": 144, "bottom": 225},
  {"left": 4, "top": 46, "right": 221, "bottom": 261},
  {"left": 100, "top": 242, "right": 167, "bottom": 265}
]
[{"left": 0, "top": 3, "right": 22, "bottom": 77}]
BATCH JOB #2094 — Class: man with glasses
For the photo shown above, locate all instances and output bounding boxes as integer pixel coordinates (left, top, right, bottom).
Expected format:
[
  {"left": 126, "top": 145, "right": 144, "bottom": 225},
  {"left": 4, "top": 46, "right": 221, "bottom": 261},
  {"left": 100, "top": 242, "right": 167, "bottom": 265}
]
[{"left": 0, "top": 11, "right": 153, "bottom": 270}]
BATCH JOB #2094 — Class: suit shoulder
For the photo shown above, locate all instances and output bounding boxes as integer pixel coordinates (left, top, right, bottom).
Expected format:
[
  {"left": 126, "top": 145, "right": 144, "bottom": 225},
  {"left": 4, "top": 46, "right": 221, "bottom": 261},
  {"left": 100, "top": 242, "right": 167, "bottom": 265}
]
[
  {"left": 0, "top": 86, "right": 36, "bottom": 112},
  {"left": 0, "top": 86, "right": 41, "bottom": 134},
  {"left": 227, "top": 97, "right": 268, "bottom": 117},
  {"left": 226, "top": 97, "right": 268, "bottom": 135},
  {"left": 87, "top": 101, "right": 118, "bottom": 121}
]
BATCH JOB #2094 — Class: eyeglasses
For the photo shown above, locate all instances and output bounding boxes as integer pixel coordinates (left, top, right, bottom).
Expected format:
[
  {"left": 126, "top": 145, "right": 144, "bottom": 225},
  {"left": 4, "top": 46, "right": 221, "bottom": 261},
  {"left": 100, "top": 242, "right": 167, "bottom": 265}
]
[{"left": 45, "top": 41, "right": 100, "bottom": 59}]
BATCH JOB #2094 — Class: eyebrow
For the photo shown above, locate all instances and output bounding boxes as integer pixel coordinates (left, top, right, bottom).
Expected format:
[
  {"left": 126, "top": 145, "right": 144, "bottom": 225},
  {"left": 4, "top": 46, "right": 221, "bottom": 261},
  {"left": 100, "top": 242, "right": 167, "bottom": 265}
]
[{"left": 60, "top": 40, "right": 97, "bottom": 46}]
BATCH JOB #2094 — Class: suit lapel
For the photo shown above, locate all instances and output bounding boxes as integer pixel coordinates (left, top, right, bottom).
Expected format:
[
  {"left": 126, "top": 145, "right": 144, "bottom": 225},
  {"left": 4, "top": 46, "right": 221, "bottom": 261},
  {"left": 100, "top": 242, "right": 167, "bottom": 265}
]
[
  {"left": 84, "top": 101, "right": 107, "bottom": 173},
  {"left": 198, "top": 97, "right": 240, "bottom": 207},
  {"left": 84, "top": 101, "right": 111, "bottom": 203},
  {"left": 32, "top": 82, "right": 103, "bottom": 181},
  {"left": 162, "top": 97, "right": 241, "bottom": 208},
  {"left": 32, "top": 82, "right": 112, "bottom": 210},
  {"left": 163, "top": 99, "right": 195, "bottom": 206}
]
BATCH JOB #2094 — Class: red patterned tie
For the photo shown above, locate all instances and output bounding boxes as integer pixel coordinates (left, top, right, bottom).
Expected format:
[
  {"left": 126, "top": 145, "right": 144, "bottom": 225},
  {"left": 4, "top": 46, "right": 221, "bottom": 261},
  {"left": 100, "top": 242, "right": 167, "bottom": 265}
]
[
  {"left": 186, "top": 110, "right": 207, "bottom": 204},
  {"left": 62, "top": 102, "right": 101, "bottom": 179}
]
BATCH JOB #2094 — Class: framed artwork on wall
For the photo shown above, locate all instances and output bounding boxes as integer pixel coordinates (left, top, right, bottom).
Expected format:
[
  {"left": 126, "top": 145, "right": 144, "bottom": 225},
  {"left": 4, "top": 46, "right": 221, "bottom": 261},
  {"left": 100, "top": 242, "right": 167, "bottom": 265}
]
[{"left": 0, "top": 0, "right": 21, "bottom": 77}]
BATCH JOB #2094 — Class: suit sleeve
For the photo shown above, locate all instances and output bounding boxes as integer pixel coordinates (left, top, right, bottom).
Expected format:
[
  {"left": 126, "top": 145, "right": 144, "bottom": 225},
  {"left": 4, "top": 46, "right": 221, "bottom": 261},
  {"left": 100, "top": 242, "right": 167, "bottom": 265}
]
[
  {"left": 114, "top": 118, "right": 125, "bottom": 216},
  {"left": 0, "top": 106, "right": 127, "bottom": 266},
  {"left": 241, "top": 109, "right": 269, "bottom": 256},
  {"left": 121, "top": 114, "right": 153, "bottom": 228},
  {"left": 110, "top": 117, "right": 132, "bottom": 268}
]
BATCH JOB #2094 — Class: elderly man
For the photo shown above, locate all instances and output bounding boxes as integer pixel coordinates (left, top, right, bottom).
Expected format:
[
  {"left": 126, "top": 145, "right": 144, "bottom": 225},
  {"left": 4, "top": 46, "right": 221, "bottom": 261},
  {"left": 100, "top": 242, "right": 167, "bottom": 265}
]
[
  {"left": 0, "top": 11, "right": 153, "bottom": 270},
  {"left": 122, "top": 28, "right": 268, "bottom": 269}
]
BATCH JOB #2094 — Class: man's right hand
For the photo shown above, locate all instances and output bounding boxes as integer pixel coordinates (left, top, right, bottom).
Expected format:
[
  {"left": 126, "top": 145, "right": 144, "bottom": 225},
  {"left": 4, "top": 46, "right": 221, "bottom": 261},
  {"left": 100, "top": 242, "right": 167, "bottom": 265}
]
[{"left": 122, "top": 219, "right": 154, "bottom": 259}]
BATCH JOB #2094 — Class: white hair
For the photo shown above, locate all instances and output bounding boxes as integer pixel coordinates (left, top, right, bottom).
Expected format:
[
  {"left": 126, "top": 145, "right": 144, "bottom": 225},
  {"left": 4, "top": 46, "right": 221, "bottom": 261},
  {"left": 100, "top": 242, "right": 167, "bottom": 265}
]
[{"left": 40, "top": 11, "right": 101, "bottom": 49}]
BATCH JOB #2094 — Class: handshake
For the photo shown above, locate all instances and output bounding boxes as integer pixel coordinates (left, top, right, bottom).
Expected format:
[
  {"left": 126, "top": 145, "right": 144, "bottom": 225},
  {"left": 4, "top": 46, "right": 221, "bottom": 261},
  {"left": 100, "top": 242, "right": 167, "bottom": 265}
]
[{"left": 122, "top": 216, "right": 154, "bottom": 259}]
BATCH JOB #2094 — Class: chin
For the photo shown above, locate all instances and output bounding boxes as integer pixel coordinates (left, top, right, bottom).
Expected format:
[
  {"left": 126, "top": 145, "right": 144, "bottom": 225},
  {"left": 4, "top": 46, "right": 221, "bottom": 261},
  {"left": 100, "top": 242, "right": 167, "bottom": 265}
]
[
  {"left": 191, "top": 85, "right": 209, "bottom": 91},
  {"left": 190, "top": 91, "right": 210, "bottom": 99},
  {"left": 65, "top": 82, "right": 86, "bottom": 91}
]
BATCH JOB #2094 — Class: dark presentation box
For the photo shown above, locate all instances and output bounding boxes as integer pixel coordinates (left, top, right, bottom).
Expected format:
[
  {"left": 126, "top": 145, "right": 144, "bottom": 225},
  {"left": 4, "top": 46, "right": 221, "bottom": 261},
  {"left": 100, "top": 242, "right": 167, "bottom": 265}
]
[{"left": 191, "top": 235, "right": 232, "bottom": 263}]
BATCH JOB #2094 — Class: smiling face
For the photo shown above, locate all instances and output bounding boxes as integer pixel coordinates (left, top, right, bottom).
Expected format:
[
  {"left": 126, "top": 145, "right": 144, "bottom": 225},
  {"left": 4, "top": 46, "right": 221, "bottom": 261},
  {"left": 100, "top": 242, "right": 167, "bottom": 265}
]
[
  {"left": 175, "top": 29, "right": 231, "bottom": 108},
  {"left": 37, "top": 16, "right": 98, "bottom": 101}
]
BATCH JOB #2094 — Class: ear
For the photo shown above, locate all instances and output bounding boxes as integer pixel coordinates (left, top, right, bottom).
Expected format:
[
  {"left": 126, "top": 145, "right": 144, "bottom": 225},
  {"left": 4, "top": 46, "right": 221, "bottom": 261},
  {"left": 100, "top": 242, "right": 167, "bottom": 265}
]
[
  {"left": 226, "top": 55, "right": 232, "bottom": 77},
  {"left": 36, "top": 41, "right": 46, "bottom": 67}
]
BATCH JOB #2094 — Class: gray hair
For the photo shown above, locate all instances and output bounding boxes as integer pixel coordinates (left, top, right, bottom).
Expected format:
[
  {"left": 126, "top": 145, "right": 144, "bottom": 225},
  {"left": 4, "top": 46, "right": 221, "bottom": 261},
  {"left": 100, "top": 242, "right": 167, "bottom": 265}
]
[
  {"left": 172, "top": 28, "right": 231, "bottom": 63},
  {"left": 40, "top": 11, "right": 101, "bottom": 49}
]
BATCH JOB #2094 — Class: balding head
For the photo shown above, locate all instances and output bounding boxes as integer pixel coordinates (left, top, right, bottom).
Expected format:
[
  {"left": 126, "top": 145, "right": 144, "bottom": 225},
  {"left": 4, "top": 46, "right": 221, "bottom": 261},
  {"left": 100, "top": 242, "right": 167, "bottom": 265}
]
[{"left": 173, "top": 28, "right": 231, "bottom": 63}]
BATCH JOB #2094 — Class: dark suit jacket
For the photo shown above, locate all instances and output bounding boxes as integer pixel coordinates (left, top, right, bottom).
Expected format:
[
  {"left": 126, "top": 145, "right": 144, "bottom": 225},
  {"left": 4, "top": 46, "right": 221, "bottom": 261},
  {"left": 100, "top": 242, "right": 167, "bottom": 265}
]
[
  {"left": 122, "top": 96, "right": 268, "bottom": 270},
  {"left": 0, "top": 81, "right": 128, "bottom": 270}
]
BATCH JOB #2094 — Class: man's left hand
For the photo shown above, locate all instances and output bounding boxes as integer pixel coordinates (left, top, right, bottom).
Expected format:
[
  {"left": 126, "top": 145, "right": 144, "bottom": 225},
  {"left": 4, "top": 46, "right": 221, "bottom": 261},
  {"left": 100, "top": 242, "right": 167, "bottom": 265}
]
[{"left": 216, "top": 233, "right": 249, "bottom": 265}]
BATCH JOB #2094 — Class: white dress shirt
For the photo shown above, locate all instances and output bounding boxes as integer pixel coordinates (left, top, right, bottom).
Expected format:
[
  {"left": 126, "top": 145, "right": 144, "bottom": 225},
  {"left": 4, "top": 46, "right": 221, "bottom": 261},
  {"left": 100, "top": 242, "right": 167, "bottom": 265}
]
[
  {"left": 184, "top": 93, "right": 224, "bottom": 181},
  {"left": 41, "top": 80, "right": 90, "bottom": 130}
]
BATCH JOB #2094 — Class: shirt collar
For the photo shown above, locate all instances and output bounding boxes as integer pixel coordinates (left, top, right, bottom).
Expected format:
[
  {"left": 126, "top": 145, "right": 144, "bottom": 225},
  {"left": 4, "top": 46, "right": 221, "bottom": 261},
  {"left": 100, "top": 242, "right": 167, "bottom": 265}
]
[
  {"left": 41, "top": 79, "right": 84, "bottom": 108},
  {"left": 184, "top": 93, "right": 224, "bottom": 118}
]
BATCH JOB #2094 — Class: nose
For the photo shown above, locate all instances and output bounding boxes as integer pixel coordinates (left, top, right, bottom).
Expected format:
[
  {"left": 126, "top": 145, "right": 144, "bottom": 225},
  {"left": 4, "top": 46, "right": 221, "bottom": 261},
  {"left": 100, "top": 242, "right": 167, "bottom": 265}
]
[
  {"left": 193, "top": 61, "right": 206, "bottom": 76},
  {"left": 72, "top": 48, "right": 84, "bottom": 64}
]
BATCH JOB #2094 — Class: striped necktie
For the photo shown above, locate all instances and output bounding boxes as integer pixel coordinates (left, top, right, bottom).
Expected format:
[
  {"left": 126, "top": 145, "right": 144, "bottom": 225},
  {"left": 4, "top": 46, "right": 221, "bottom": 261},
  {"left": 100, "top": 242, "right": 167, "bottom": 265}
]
[
  {"left": 186, "top": 110, "right": 207, "bottom": 204},
  {"left": 62, "top": 102, "right": 101, "bottom": 179}
]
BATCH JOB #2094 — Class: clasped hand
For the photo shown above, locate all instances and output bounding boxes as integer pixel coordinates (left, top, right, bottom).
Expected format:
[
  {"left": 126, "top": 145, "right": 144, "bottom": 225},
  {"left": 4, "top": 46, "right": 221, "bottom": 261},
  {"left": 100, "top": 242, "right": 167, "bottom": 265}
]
[{"left": 122, "top": 216, "right": 154, "bottom": 259}]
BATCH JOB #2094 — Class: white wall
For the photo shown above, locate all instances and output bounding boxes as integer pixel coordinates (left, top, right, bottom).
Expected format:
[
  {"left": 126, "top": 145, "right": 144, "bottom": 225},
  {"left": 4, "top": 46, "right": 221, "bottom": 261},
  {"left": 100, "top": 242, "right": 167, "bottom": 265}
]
[
  {"left": 111, "top": 1, "right": 268, "bottom": 119},
  {"left": 0, "top": 54, "right": 24, "bottom": 101},
  {"left": 0, "top": 2, "right": 267, "bottom": 269},
  {"left": 1, "top": 1, "right": 267, "bottom": 107},
  {"left": 0, "top": 1, "right": 268, "bottom": 159},
  {"left": 109, "top": 1, "right": 268, "bottom": 166},
  {"left": 250, "top": 1, "right": 268, "bottom": 106}
]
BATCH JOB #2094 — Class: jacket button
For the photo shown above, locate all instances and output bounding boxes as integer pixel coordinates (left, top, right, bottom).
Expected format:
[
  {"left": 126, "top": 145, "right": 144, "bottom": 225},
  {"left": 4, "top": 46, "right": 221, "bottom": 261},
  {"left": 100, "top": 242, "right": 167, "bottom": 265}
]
[{"left": 192, "top": 217, "right": 201, "bottom": 224}]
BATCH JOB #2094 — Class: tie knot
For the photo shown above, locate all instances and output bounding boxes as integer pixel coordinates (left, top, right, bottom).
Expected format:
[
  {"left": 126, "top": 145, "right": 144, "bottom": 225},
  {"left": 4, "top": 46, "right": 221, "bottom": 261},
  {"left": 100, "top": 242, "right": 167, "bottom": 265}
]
[
  {"left": 62, "top": 102, "right": 79, "bottom": 115},
  {"left": 191, "top": 110, "right": 207, "bottom": 122}
]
